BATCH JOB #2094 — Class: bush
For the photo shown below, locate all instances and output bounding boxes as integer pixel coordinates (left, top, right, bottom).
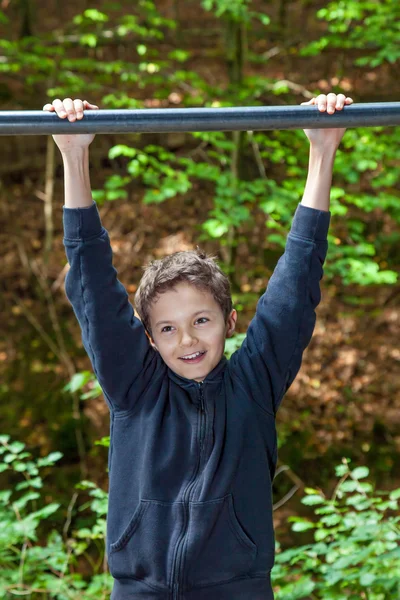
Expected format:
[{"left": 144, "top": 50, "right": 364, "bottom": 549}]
[
  {"left": 272, "top": 458, "right": 400, "bottom": 599},
  {"left": 0, "top": 435, "right": 112, "bottom": 600}
]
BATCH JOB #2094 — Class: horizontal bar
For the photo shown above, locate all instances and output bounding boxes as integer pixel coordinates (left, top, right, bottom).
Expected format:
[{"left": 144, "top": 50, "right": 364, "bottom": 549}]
[{"left": 0, "top": 103, "right": 399, "bottom": 135}]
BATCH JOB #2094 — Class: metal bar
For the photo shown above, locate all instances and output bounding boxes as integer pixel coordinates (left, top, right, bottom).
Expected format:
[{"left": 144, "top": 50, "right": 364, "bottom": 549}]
[{"left": 0, "top": 103, "right": 399, "bottom": 135}]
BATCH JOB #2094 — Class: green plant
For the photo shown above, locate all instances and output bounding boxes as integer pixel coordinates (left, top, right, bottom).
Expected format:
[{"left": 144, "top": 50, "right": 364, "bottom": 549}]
[
  {"left": 300, "top": 0, "right": 400, "bottom": 67},
  {"left": 272, "top": 458, "right": 400, "bottom": 599},
  {"left": 0, "top": 435, "right": 112, "bottom": 599}
]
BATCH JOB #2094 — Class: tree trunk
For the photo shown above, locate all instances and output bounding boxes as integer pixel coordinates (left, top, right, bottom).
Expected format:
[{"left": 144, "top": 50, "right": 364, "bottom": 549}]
[
  {"left": 221, "top": 18, "right": 248, "bottom": 290},
  {"left": 18, "top": 0, "right": 34, "bottom": 38}
]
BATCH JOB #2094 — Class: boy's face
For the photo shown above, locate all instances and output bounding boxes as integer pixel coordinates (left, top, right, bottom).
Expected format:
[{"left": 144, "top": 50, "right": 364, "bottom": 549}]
[{"left": 148, "top": 282, "right": 237, "bottom": 382}]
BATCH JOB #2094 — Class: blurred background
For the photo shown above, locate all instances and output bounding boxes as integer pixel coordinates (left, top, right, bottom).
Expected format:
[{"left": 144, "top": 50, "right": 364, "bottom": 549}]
[{"left": 0, "top": 0, "right": 399, "bottom": 597}]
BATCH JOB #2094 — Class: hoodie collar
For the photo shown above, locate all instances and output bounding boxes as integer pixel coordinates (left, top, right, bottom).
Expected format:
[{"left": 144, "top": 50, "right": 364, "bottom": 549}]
[{"left": 168, "top": 355, "right": 228, "bottom": 388}]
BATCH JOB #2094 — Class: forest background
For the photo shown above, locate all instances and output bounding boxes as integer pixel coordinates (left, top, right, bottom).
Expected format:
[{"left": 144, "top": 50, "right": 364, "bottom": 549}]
[{"left": 0, "top": 0, "right": 399, "bottom": 598}]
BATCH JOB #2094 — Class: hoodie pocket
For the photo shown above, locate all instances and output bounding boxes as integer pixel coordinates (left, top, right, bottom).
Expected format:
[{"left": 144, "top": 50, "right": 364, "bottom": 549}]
[
  {"left": 185, "top": 494, "right": 257, "bottom": 587},
  {"left": 108, "top": 499, "right": 182, "bottom": 590}
]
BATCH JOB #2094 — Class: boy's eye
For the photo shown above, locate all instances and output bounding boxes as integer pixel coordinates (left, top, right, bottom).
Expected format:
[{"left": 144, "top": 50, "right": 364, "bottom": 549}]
[{"left": 161, "top": 317, "right": 209, "bottom": 333}]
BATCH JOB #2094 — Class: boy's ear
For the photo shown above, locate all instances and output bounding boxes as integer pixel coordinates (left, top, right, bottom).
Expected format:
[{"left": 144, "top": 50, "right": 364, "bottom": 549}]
[
  {"left": 225, "top": 308, "right": 237, "bottom": 338},
  {"left": 145, "top": 329, "right": 159, "bottom": 351}
]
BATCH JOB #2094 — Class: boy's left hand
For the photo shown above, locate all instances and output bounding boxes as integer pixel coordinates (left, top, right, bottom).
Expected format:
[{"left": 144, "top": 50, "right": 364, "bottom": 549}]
[{"left": 301, "top": 93, "right": 354, "bottom": 152}]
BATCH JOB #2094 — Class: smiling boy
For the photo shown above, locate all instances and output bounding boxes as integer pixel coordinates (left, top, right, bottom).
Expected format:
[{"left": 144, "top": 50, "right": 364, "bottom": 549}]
[
  {"left": 135, "top": 255, "right": 237, "bottom": 381},
  {"left": 147, "top": 282, "right": 236, "bottom": 380},
  {"left": 45, "top": 92, "right": 353, "bottom": 599}
]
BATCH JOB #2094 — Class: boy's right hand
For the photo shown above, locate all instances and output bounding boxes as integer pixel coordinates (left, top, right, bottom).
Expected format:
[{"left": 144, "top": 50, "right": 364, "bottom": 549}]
[{"left": 42, "top": 98, "right": 99, "bottom": 154}]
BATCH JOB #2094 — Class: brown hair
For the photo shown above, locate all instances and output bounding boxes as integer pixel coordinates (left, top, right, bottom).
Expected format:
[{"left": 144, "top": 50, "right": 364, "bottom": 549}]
[{"left": 134, "top": 247, "right": 233, "bottom": 337}]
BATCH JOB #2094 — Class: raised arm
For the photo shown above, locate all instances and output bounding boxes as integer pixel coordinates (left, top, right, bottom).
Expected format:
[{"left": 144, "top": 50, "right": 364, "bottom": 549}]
[
  {"left": 45, "top": 98, "right": 159, "bottom": 412},
  {"left": 229, "top": 93, "right": 353, "bottom": 417}
]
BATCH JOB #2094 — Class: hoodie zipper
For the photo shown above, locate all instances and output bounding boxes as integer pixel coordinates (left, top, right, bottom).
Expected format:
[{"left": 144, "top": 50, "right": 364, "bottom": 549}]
[{"left": 172, "top": 381, "right": 205, "bottom": 600}]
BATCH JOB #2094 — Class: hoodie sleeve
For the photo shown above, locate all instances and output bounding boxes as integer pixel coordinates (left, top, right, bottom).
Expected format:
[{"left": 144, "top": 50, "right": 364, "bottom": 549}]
[
  {"left": 229, "top": 203, "right": 331, "bottom": 418},
  {"left": 62, "top": 200, "right": 159, "bottom": 413}
]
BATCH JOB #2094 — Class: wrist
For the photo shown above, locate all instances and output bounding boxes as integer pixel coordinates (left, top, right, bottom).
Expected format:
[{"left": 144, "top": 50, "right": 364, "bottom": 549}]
[
  {"left": 61, "top": 146, "right": 90, "bottom": 162},
  {"left": 309, "top": 144, "right": 337, "bottom": 162}
]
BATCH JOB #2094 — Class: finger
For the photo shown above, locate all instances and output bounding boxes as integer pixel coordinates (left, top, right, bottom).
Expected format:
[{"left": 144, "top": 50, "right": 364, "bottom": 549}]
[
  {"left": 317, "top": 94, "right": 327, "bottom": 112},
  {"left": 74, "top": 98, "right": 84, "bottom": 119},
  {"left": 52, "top": 98, "right": 68, "bottom": 118},
  {"left": 326, "top": 92, "right": 337, "bottom": 114},
  {"left": 83, "top": 100, "right": 100, "bottom": 109},
  {"left": 300, "top": 98, "right": 316, "bottom": 105},
  {"left": 62, "top": 98, "right": 76, "bottom": 121},
  {"left": 42, "top": 103, "right": 55, "bottom": 111},
  {"left": 345, "top": 97, "right": 354, "bottom": 104},
  {"left": 335, "top": 93, "right": 346, "bottom": 109}
]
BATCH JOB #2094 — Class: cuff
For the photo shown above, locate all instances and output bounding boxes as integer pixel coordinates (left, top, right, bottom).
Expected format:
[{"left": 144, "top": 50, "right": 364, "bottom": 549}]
[
  {"left": 290, "top": 203, "right": 331, "bottom": 241},
  {"left": 62, "top": 200, "right": 103, "bottom": 240}
]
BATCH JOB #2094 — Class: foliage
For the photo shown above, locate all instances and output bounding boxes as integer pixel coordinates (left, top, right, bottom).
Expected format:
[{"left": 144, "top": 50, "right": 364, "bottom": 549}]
[
  {"left": 62, "top": 371, "right": 103, "bottom": 401},
  {"left": 0, "top": 435, "right": 113, "bottom": 599},
  {"left": 201, "top": 0, "right": 270, "bottom": 25},
  {"left": 1, "top": 436, "right": 399, "bottom": 599},
  {"left": 272, "top": 458, "right": 400, "bottom": 599},
  {"left": 224, "top": 332, "right": 246, "bottom": 357},
  {"left": 297, "top": 0, "right": 400, "bottom": 283},
  {"left": 300, "top": 0, "right": 400, "bottom": 67},
  {"left": 0, "top": 2, "right": 176, "bottom": 99},
  {"left": 0, "top": 0, "right": 398, "bottom": 288},
  {"left": 1, "top": 0, "right": 400, "bottom": 592}
]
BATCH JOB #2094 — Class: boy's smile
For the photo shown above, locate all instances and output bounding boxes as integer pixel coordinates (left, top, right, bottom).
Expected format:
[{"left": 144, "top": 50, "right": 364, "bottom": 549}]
[{"left": 148, "top": 282, "right": 237, "bottom": 382}]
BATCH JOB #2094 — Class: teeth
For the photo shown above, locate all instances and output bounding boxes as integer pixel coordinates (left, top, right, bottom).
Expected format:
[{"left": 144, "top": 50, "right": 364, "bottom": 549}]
[{"left": 181, "top": 351, "right": 203, "bottom": 360}]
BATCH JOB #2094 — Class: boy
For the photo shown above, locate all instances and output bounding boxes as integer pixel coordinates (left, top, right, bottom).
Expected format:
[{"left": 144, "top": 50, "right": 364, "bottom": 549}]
[{"left": 43, "top": 92, "right": 353, "bottom": 599}]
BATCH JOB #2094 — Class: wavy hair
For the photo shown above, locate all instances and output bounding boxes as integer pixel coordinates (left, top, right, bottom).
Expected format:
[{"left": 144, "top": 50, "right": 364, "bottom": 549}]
[{"left": 134, "top": 247, "right": 233, "bottom": 337}]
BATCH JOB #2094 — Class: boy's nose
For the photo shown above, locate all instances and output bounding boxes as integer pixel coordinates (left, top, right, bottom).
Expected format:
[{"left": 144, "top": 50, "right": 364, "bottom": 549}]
[{"left": 179, "top": 331, "right": 198, "bottom": 346}]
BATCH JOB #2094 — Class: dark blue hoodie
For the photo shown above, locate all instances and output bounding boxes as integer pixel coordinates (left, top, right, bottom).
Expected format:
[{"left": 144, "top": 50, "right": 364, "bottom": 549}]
[{"left": 63, "top": 200, "right": 330, "bottom": 600}]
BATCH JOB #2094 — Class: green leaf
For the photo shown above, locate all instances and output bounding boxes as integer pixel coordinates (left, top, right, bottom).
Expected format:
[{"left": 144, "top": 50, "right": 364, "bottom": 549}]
[
  {"left": 8, "top": 442, "right": 25, "bottom": 454},
  {"left": 109, "top": 145, "right": 137, "bottom": 159},
  {"left": 137, "top": 44, "right": 147, "bottom": 55},
  {"left": 291, "top": 520, "right": 315, "bottom": 532},
  {"left": 79, "top": 34, "right": 98, "bottom": 48},
  {"left": 254, "top": 12, "right": 270, "bottom": 25},
  {"left": 351, "top": 466, "right": 370, "bottom": 479},
  {"left": 360, "top": 572, "right": 376, "bottom": 586},
  {"left": 13, "top": 491, "right": 40, "bottom": 510},
  {"left": 63, "top": 371, "right": 92, "bottom": 394},
  {"left": 389, "top": 488, "right": 400, "bottom": 501},
  {"left": 37, "top": 452, "right": 63, "bottom": 467},
  {"left": 304, "top": 487, "right": 323, "bottom": 495},
  {"left": 340, "top": 480, "right": 359, "bottom": 492},
  {"left": 301, "top": 494, "right": 325, "bottom": 505},
  {"left": 83, "top": 9, "right": 109, "bottom": 22},
  {"left": 202, "top": 219, "right": 229, "bottom": 238},
  {"left": 30, "top": 503, "right": 60, "bottom": 520},
  {"left": 314, "top": 528, "right": 332, "bottom": 541},
  {"left": 168, "top": 49, "right": 191, "bottom": 62}
]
